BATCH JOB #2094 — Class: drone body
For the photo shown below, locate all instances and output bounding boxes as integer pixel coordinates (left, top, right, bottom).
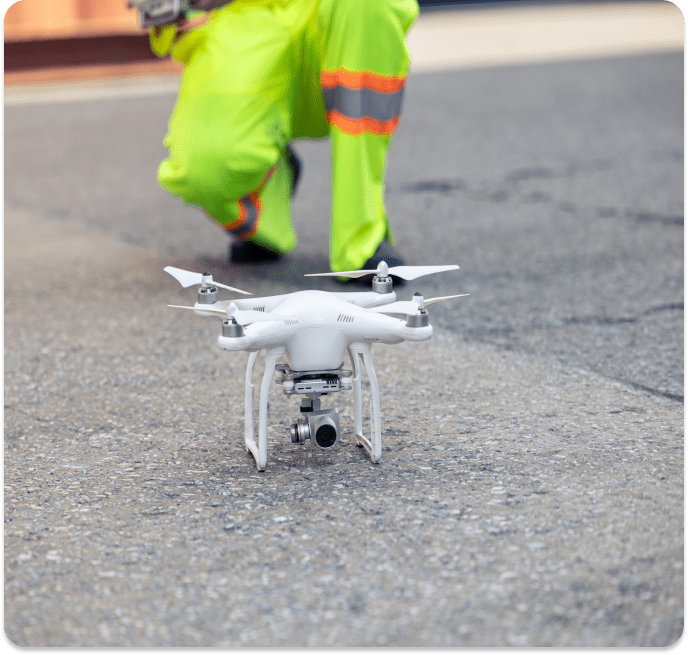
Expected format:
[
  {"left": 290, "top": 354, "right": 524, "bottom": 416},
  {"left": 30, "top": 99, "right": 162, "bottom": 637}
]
[
  {"left": 216, "top": 290, "right": 433, "bottom": 370},
  {"left": 166, "top": 262, "right": 466, "bottom": 470}
]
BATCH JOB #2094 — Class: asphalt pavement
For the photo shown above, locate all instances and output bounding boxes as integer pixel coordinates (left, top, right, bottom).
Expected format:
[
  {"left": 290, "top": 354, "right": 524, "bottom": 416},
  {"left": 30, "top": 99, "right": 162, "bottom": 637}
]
[{"left": 4, "top": 5, "right": 683, "bottom": 648}]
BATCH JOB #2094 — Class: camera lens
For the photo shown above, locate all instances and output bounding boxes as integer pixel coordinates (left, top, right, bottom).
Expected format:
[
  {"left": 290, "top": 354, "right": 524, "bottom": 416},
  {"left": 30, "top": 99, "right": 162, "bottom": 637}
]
[{"left": 315, "top": 424, "right": 337, "bottom": 448}]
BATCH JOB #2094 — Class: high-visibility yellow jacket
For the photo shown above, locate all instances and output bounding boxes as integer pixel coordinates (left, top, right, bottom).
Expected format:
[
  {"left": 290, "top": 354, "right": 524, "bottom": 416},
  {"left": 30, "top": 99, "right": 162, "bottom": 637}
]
[{"left": 153, "top": 0, "right": 418, "bottom": 272}]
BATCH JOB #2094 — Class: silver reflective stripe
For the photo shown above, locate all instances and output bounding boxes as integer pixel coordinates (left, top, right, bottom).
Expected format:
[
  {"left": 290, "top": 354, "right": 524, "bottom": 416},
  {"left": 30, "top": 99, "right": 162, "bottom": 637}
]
[
  {"left": 322, "top": 85, "right": 404, "bottom": 122},
  {"left": 231, "top": 194, "right": 259, "bottom": 239}
]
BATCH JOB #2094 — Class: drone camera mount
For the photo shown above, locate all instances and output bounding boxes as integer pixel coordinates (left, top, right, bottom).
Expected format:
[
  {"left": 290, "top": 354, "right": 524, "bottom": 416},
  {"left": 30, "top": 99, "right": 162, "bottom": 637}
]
[
  {"left": 299, "top": 396, "right": 320, "bottom": 413},
  {"left": 278, "top": 366, "right": 349, "bottom": 449},
  {"left": 275, "top": 364, "right": 353, "bottom": 396}
]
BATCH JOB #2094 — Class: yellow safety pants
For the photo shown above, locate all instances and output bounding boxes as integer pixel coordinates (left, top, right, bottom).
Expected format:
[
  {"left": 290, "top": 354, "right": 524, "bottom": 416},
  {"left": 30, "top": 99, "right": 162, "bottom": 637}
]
[{"left": 156, "top": 0, "right": 418, "bottom": 272}]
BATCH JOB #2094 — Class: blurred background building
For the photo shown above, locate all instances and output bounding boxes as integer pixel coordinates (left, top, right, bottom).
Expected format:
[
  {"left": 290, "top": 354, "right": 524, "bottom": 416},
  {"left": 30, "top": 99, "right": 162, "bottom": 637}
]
[
  {"left": 5, "top": 0, "right": 137, "bottom": 39},
  {"left": 4, "top": 0, "right": 180, "bottom": 84},
  {"left": 4, "top": 0, "right": 684, "bottom": 86}
]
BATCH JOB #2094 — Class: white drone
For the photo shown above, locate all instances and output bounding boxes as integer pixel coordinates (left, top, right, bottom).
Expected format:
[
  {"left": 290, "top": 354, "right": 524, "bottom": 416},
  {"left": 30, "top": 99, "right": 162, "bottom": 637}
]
[{"left": 166, "top": 261, "right": 467, "bottom": 471}]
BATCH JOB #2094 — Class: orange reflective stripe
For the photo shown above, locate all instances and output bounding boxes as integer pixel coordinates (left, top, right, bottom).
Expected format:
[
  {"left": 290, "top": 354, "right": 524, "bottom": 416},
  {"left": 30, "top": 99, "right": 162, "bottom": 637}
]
[
  {"left": 225, "top": 201, "right": 246, "bottom": 232},
  {"left": 326, "top": 110, "right": 399, "bottom": 137},
  {"left": 321, "top": 68, "right": 406, "bottom": 136},
  {"left": 242, "top": 192, "right": 262, "bottom": 239},
  {"left": 321, "top": 69, "right": 406, "bottom": 94},
  {"left": 224, "top": 191, "right": 262, "bottom": 239}
]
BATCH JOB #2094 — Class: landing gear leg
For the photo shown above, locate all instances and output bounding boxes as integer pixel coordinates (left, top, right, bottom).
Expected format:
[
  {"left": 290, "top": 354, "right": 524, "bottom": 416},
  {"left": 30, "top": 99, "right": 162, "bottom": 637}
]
[{"left": 349, "top": 345, "right": 382, "bottom": 463}]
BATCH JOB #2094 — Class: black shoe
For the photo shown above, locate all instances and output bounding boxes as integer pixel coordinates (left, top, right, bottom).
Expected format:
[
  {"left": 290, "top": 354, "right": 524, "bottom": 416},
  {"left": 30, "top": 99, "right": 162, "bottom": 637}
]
[
  {"left": 229, "top": 240, "right": 281, "bottom": 264},
  {"left": 340, "top": 240, "right": 406, "bottom": 286},
  {"left": 286, "top": 144, "right": 301, "bottom": 199}
]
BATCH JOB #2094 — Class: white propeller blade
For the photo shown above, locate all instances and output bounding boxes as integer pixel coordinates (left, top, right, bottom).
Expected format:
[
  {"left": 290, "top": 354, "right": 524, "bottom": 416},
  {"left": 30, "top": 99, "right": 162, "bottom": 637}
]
[
  {"left": 164, "top": 266, "right": 204, "bottom": 288},
  {"left": 367, "top": 301, "right": 418, "bottom": 315},
  {"left": 304, "top": 269, "right": 378, "bottom": 279},
  {"left": 168, "top": 304, "right": 228, "bottom": 317},
  {"left": 368, "top": 294, "right": 469, "bottom": 315},
  {"left": 388, "top": 265, "right": 459, "bottom": 281},
  {"left": 305, "top": 262, "right": 459, "bottom": 281},
  {"left": 164, "top": 266, "right": 252, "bottom": 296},
  {"left": 167, "top": 305, "right": 292, "bottom": 325},
  {"left": 424, "top": 294, "right": 469, "bottom": 305}
]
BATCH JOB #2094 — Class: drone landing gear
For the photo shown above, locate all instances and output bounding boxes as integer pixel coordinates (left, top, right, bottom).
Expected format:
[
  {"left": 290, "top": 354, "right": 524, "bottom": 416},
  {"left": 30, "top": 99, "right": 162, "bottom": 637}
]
[
  {"left": 348, "top": 346, "right": 382, "bottom": 463},
  {"left": 242, "top": 345, "right": 382, "bottom": 470},
  {"left": 244, "top": 348, "right": 284, "bottom": 471}
]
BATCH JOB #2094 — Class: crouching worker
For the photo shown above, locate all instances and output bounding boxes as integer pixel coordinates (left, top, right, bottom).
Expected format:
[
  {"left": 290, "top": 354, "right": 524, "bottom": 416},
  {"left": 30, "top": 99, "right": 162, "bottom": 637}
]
[{"left": 150, "top": 0, "right": 418, "bottom": 274}]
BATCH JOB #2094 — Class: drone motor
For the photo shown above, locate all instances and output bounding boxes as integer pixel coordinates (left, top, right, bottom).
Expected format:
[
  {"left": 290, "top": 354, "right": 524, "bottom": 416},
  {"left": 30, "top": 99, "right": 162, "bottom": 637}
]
[
  {"left": 406, "top": 308, "right": 429, "bottom": 327},
  {"left": 372, "top": 275, "right": 393, "bottom": 294},
  {"left": 222, "top": 318, "right": 244, "bottom": 338},
  {"left": 195, "top": 271, "right": 219, "bottom": 304},
  {"left": 197, "top": 286, "right": 218, "bottom": 304}
]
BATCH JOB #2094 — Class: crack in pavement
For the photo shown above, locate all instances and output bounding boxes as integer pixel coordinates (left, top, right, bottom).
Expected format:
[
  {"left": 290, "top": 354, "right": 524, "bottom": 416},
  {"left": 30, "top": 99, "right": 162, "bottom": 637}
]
[
  {"left": 465, "top": 302, "right": 683, "bottom": 337},
  {"left": 615, "top": 379, "right": 684, "bottom": 403},
  {"left": 449, "top": 301, "right": 684, "bottom": 403},
  {"left": 396, "top": 159, "right": 684, "bottom": 227},
  {"left": 628, "top": 211, "right": 684, "bottom": 227},
  {"left": 399, "top": 158, "right": 615, "bottom": 196}
]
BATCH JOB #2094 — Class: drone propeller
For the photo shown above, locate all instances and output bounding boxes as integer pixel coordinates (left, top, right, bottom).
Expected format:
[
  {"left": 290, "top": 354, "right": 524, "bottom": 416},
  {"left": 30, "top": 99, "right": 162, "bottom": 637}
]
[
  {"left": 164, "top": 266, "right": 252, "bottom": 296},
  {"left": 369, "top": 293, "right": 469, "bottom": 315},
  {"left": 304, "top": 261, "right": 459, "bottom": 281},
  {"left": 168, "top": 302, "right": 292, "bottom": 326}
]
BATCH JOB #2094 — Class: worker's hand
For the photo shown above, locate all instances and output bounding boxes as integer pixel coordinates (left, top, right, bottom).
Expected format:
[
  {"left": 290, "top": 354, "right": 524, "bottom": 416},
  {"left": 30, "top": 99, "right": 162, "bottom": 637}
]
[{"left": 150, "top": 23, "right": 178, "bottom": 56}]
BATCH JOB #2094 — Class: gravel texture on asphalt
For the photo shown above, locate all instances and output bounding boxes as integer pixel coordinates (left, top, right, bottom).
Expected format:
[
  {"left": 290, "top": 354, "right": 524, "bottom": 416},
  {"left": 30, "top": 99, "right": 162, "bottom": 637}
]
[{"left": 4, "top": 208, "right": 683, "bottom": 646}]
